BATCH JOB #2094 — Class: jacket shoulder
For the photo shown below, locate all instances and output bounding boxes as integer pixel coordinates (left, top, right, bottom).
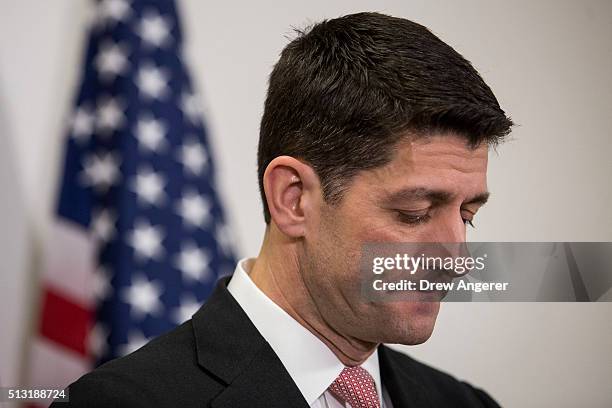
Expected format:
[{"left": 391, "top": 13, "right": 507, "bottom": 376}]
[
  {"left": 380, "top": 346, "right": 500, "bottom": 407},
  {"left": 52, "top": 321, "right": 223, "bottom": 408}
]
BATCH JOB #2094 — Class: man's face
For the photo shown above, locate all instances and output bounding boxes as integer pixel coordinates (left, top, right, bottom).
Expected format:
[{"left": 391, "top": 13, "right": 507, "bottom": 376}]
[{"left": 300, "top": 133, "right": 489, "bottom": 345}]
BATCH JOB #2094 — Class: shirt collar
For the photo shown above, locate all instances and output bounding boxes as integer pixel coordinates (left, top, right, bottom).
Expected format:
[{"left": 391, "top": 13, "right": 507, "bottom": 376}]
[{"left": 227, "top": 258, "right": 383, "bottom": 406}]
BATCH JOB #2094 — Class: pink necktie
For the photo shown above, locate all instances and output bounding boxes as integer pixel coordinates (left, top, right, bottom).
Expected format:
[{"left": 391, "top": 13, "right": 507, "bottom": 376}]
[{"left": 328, "top": 366, "right": 381, "bottom": 408}]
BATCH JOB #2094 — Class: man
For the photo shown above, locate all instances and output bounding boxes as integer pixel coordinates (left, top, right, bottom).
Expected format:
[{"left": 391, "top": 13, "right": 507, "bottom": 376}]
[{"left": 56, "top": 12, "right": 512, "bottom": 407}]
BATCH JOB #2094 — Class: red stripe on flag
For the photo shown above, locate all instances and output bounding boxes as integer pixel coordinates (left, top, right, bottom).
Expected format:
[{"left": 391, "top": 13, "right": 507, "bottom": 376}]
[{"left": 39, "top": 287, "right": 94, "bottom": 357}]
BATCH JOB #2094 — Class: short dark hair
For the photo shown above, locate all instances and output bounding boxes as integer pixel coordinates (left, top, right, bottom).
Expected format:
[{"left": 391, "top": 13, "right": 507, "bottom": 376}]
[{"left": 258, "top": 12, "right": 513, "bottom": 223}]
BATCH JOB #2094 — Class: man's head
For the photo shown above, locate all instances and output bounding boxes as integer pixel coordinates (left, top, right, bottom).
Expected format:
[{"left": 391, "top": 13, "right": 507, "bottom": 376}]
[{"left": 256, "top": 13, "right": 512, "bottom": 347}]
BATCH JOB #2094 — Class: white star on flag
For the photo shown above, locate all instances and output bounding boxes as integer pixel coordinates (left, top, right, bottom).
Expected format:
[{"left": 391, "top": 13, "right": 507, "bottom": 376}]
[
  {"left": 135, "top": 115, "right": 167, "bottom": 152},
  {"left": 91, "top": 208, "right": 116, "bottom": 243},
  {"left": 92, "top": 266, "right": 112, "bottom": 301},
  {"left": 174, "top": 243, "right": 211, "bottom": 282},
  {"left": 180, "top": 90, "right": 203, "bottom": 125},
  {"left": 121, "top": 274, "right": 164, "bottom": 318},
  {"left": 176, "top": 190, "right": 212, "bottom": 228},
  {"left": 172, "top": 295, "right": 201, "bottom": 324},
  {"left": 127, "top": 220, "right": 165, "bottom": 261},
  {"left": 137, "top": 10, "right": 172, "bottom": 48},
  {"left": 70, "top": 105, "right": 95, "bottom": 143},
  {"left": 87, "top": 323, "right": 109, "bottom": 359},
  {"left": 136, "top": 64, "right": 170, "bottom": 100},
  {"left": 177, "top": 139, "right": 208, "bottom": 176},
  {"left": 94, "top": 41, "right": 130, "bottom": 82},
  {"left": 118, "top": 330, "right": 149, "bottom": 356},
  {"left": 216, "top": 223, "right": 235, "bottom": 257},
  {"left": 130, "top": 167, "right": 166, "bottom": 206},
  {"left": 80, "top": 151, "right": 121, "bottom": 192},
  {"left": 95, "top": 0, "right": 132, "bottom": 27},
  {"left": 96, "top": 96, "right": 126, "bottom": 135}
]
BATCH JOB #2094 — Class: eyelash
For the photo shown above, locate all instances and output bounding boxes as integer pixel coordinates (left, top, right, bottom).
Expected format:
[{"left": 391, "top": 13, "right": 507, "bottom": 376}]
[
  {"left": 396, "top": 212, "right": 431, "bottom": 225},
  {"left": 396, "top": 212, "right": 476, "bottom": 228}
]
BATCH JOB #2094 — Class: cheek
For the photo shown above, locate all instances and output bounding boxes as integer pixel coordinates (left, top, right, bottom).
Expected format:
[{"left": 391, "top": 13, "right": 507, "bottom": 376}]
[
  {"left": 304, "top": 217, "right": 365, "bottom": 300},
  {"left": 355, "top": 207, "right": 468, "bottom": 244},
  {"left": 356, "top": 220, "right": 429, "bottom": 244}
]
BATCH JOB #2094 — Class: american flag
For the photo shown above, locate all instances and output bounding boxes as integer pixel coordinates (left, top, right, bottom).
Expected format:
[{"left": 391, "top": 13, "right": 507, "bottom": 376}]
[{"left": 27, "top": 0, "right": 236, "bottom": 396}]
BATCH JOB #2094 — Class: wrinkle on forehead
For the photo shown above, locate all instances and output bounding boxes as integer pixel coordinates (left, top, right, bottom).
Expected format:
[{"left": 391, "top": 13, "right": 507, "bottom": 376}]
[
  {"left": 398, "top": 135, "right": 488, "bottom": 171},
  {"left": 369, "top": 134, "right": 488, "bottom": 181}
]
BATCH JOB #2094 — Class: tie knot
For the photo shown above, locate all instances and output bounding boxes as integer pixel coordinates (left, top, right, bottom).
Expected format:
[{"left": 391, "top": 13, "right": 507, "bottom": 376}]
[{"left": 328, "top": 366, "right": 381, "bottom": 408}]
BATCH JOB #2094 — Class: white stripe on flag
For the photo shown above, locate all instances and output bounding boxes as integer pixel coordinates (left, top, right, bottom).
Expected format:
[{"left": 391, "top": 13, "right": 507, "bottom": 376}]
[
  {"left": 27, "top": 337, "right": 90, "bottom": 401},
  {"left": 43, "top": 219, "right": 97, "bottom": 306}
]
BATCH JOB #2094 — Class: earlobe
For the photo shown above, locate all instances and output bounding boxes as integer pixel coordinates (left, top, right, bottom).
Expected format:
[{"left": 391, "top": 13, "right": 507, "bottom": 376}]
[{"left": 263, "top": 156, "right": 314, "bottom": 238}]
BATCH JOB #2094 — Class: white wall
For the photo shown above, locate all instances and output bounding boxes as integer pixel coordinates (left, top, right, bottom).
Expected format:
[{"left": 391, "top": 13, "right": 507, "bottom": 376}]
[{"left": 0, "top": 0, "right": 611, "bottom": 406}]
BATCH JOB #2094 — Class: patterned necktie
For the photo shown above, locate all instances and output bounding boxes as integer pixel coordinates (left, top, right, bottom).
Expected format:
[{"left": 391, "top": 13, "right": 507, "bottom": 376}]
[{"left": 328, "top": 366, "right": 381, "bottom": 408}]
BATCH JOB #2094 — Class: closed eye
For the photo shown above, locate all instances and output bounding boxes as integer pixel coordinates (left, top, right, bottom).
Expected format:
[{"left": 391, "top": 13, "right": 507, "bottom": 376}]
[{"left": 396, "top": 211, "right": 431, "bottom": 225}]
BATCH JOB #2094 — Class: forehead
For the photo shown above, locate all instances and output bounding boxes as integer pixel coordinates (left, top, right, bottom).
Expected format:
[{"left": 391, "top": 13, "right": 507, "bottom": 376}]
[
  {"left": 358, "top": 133, "right": 489, "bottom": 196},
  {"left": 397, "top": 134, "right": 488, "bottom": 172}
]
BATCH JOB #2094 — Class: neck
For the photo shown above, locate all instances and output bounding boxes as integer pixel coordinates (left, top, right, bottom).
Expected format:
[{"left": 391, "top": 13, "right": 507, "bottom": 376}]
[{"left": 248, "top": 226, "right": 378, "bottom": 366}]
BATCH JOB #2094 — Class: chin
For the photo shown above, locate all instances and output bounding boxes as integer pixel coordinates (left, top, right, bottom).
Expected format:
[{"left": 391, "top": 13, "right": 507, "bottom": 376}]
[
  {"left": 375, "top": 301, "right": 440, "bottom": 345},
  {"left": 396, "top": 327, "right": 436, "bottom": 345}
]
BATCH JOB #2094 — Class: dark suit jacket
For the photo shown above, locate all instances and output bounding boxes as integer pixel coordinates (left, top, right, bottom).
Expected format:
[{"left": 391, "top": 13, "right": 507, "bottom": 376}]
[{"left": 52, "top": 277, "right": 500, "bottom": 408}]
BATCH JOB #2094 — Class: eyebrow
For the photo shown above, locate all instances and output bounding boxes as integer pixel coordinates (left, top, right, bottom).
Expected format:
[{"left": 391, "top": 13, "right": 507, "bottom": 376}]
[
  {"left": 464, "top": 191, "right": 490, "bottom": 206},
  {"left": 385, "top": 187, "right": 490, "bottom": 206}
]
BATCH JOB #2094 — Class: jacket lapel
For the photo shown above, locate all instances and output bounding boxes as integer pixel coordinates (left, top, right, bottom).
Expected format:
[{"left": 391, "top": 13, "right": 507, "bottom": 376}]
[
  {"left": 191, "top": 277, "right": 309, "bottom": 408},
  {"left": 210, "top": 344, "right": 309, "bottom": 408},
  {"left": 379, "top": 345, "right": 433, "bottom": 408}
]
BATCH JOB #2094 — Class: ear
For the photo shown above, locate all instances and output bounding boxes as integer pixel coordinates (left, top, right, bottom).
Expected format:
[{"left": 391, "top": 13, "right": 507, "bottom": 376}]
[{"left": 262, "top": 156, "right": 320, "bottom": 237}]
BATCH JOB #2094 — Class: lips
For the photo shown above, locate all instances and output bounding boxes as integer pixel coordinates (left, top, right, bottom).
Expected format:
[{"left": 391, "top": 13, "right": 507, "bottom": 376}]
[{"left": 414, "top": 269, "right": 454, "bottom": 299}]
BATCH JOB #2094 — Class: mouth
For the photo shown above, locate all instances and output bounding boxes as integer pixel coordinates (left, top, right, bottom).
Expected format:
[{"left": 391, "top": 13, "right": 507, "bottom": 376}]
[
  {"left": 414, "top": 268, "right": 454, "bottom": 300},
  {"left": 414, "top": 288, "right": 447, "bottom": 302},
  {"left": 367, "top": 266, "right": 456, "bottom": 302}
]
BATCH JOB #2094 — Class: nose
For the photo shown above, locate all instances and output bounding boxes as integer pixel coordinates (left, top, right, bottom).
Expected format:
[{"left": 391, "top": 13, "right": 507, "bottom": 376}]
[{"left": 431, "top": 211, "right": 466, "bottom": 246}]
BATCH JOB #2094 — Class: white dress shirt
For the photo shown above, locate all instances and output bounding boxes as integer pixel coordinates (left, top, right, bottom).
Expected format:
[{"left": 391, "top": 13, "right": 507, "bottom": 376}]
[{"left": 227, "top": 258, "right": 393, "bottom": 408}]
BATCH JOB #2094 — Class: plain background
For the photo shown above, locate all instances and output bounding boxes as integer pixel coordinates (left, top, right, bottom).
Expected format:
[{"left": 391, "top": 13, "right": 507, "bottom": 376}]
[{"left": 1, "top": 0, "right": 611, "bottom": 406}]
